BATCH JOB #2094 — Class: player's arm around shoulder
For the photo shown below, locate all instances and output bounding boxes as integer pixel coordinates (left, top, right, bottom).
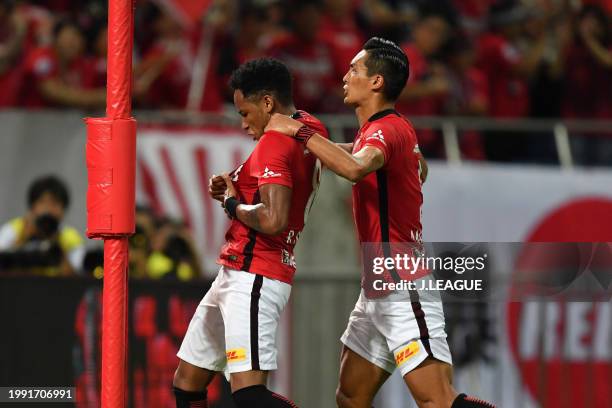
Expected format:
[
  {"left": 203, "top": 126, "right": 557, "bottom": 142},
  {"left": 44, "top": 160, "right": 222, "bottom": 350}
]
[{"left": 264, "top": 113, "right": 385, "bottom": 183}]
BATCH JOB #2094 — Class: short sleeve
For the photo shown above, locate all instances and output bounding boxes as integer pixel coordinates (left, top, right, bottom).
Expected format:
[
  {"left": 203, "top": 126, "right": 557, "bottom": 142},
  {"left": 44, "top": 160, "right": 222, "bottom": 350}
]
[
  {"left": 361, "top": 122, "right": 406, "bottom": 164},
  {"left": 251, "top": 132, "right": 294, "bottom": 188}
]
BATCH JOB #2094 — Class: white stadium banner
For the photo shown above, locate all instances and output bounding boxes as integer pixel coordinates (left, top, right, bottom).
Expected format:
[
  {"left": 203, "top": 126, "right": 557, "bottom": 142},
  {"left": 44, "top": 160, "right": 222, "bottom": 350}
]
[{"left": 136, "top": 126, "right": 255, "bottom": 273}]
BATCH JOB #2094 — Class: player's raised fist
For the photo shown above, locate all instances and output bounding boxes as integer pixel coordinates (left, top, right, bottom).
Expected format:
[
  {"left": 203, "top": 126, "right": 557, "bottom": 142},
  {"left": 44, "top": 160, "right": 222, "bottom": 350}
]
[
  {"left": 209, "top": 174, "right": 227, "bottom": 202},
  {"left": 221, "top": 173, "right": 238, "bottom": 201}
]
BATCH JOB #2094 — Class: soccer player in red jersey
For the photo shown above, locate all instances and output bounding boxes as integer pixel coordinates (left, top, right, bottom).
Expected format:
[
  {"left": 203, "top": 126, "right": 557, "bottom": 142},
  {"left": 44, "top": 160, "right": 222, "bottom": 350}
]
[
  {"left": 173, "top": 58, "right": 327, "bottom": 408},
  {"left": 266, "top": 38, "right": 495, "bottom": 408}
]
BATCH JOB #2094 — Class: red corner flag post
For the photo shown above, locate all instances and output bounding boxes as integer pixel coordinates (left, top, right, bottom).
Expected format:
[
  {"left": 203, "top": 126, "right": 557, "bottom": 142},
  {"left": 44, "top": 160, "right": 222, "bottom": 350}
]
[{"left": 85, "top": 1, "right": 136, "bottom": 407}]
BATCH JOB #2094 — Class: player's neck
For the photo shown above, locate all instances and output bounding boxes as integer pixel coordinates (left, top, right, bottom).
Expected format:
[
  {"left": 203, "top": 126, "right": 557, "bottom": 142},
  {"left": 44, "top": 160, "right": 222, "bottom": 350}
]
[
  {"left": 275, "top": 104, "right": 297, "bottom": 116},
  {"left": 355, "top": 100, "right": 395, "bottom": 127}
]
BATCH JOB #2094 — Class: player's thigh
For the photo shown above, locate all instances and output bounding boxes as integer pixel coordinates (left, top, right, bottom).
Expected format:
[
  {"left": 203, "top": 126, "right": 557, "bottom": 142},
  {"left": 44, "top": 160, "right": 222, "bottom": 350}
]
[
  {"left": 338, "top": 293, "right": 394, "bottom": 407},
  {"left": 373, "top": 278, "right": 453, "bottom": 376},
  {"left": 174, "top": 358, "right": 217, "bottom": 391},
  {"left": 403, "top": 357, "right": 456, "bottom": 408},
  {"left": 219, "top": 269, "right": 291, "bottom": 375},
  {"left": 176, "top": 268, "right": 227, "bottom": 381},
  {"left": 337, "top": 345, "right": 390, "bottom": 407},
  {"left": 229, "top": 370, "right": 269, "bottom": 393}
]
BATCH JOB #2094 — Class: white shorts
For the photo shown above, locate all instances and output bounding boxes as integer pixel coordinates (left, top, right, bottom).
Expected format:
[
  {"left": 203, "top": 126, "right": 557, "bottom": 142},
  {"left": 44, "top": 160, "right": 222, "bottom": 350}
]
[
  {"left": 177, "top": 266, "right": 291, "bottom": 373},
  {"left": 341, "top": 274, "right": 452, "bottom": 377}
]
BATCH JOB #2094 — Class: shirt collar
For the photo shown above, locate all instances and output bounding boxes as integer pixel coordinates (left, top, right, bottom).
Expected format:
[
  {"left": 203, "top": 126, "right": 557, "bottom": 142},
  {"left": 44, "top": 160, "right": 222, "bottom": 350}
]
[{"left": 367, "top": 108, "right": 399, "bottom": 123}]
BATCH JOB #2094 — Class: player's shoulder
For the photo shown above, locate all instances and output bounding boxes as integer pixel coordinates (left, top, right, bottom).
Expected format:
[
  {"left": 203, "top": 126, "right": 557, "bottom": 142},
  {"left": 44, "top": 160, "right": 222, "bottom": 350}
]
[
  {"left": 365, "top": 109, "right": 413, "bottom": 132},
  {"left": 364, "top": 109, "right": 416, "bottom": 144},
  {"left": 257, "top": 130, "right": 299, "bottom": 154},
  {"left": 292, "top": 110, "right": 329, "bottom": 139}
]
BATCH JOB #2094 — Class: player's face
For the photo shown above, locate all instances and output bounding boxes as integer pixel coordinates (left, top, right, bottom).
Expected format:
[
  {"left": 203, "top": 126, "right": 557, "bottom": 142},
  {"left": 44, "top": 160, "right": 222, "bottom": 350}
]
[
  {"left": 233, "top": 90, "right": 270, "bottom": 140},
  {"left": 342, "top": 50, "right": 374, "bottom": 106}
]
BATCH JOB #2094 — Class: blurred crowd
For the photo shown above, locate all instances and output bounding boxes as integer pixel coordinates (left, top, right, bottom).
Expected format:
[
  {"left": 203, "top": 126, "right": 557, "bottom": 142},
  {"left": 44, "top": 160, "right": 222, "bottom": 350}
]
[
  {"left": 0, "top": 0, "right": 611, "bottom": 161},
  {"left": 0, "top": 175, "right": 202, "bottom": 280}
]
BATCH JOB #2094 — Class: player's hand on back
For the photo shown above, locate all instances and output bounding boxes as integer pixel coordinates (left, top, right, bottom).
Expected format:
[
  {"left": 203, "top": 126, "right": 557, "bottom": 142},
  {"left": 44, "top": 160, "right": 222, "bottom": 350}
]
[
  {"left": 209, "top": 174, "right": 227, "bottom": 202},
  {"left": 265, "top": 113, "right": 302, "bottom": 138}
]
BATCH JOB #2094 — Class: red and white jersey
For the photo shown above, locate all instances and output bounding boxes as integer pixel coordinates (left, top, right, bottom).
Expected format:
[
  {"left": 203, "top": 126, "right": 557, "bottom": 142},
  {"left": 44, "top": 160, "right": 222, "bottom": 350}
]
[
  {"left": 217, "top": 111, "right": 328, "bottom": 284},
  {"left": 352, "top": 109, "right": 428, "bottom": 288}
]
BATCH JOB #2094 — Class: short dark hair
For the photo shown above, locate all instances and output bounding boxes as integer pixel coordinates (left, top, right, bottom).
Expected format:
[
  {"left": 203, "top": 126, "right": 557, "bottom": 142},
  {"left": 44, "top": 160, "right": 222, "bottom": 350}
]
[
  {"left": 362, "top": 37, "right": 409, "bottom": 102},
  {"left": 27, "top": 175, "right": 70, "bottom": 209},
  {"left": 229, "top": 58, "right": 293, "bottom": 106}
]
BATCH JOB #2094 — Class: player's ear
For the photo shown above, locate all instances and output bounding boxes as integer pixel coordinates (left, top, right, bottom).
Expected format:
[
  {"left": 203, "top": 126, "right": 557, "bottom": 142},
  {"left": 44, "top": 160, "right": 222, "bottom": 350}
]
[
  {"left": 262, "top": 94, "right": 275, "bottom": 113},
  {"left": 371, "top": 74, "right": 384, "bottom": 92}
]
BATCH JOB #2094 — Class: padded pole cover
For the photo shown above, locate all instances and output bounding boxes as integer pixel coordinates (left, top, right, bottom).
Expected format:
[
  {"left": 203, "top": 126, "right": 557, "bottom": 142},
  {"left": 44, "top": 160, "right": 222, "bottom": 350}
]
[{"left": 85, "top": 117, "right": 137, "bottom": 238}]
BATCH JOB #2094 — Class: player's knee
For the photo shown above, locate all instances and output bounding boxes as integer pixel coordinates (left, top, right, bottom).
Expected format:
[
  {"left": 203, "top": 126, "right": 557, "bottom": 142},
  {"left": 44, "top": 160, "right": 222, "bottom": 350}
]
[
  {"left": 172, "top": 367, "right": 192, "bottom": 390},
  {"left": 172, "top": 362, "right": 209, "bottom": 391},
  {"left": 335, "top": 387, "right": 369, "bottom": 408},
  {"left": 412, "top": 387, "right": 456, "bottom": 408}
]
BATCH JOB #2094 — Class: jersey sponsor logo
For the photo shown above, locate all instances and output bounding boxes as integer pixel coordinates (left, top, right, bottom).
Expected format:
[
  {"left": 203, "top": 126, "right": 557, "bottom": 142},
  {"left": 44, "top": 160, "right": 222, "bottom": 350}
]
[
  {"left": 365, "top": 129, "right": 386, "bottom": 145},
  {"left": 231, "top": 164, "right": 244, "bottom": 182},
  {"left": 394, "top": 341, "right": 420, "bottom": 366},
  {"left": 281, "top": 249, "right": 296, "bottom": 268},
  {"left": 226, "top": 348, "right": 247, "bottom": 363},
  {"left": 262, "top": 166, "right": 282, "bottom": 179}
]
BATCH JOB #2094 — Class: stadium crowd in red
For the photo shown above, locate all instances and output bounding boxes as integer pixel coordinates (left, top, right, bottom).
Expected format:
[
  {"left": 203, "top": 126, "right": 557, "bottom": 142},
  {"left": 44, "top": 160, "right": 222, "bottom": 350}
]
[{"left": 0, "top": 0, "right": 610, "bottom": 161}]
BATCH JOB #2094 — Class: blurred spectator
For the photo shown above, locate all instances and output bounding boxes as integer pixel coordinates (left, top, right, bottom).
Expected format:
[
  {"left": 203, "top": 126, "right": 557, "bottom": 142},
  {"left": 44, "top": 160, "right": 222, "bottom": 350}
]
[
  {"left": 86, "top": 23, "right": 107, "bottom": 88},
  {"left": 0, "top": 175, "right": 84, "bottom": 276},
  {"left": 398, "top": 10, "right": 453, "bottom": 115},
  {"left": 562, "top": 5, "right": 612, "bottom": 119},
  {"left": 444, "top": 35, "right": 488, "bottom": 160},
  {"left": 259, "top": 0, "right": 289, "bottom": 46},
  {"left": 16, "top": 1, "right": 55, "bottom": 47},
  {"left": 523, "top": 8, "right": 572, "bottom": 163},
  {"left": 397, "top": 8, "right": 454, "bottom": 156},
  {"left": 134, "top": 3, "right": 196, "bottom": 110},
  {"left": 134, "top": 0, "right": 235, "bottom": 111},
  {"left": 0, "top": 1, "right": 28, "bottom": 108},
  {"left": 147, "top": 218, "right": 201, "bottom": 281},
  {"left": 562, "top": 5, "right": 612, "bottom": 166},
  {"left": 476, "top": 1, "right": 547, "bottom": 161},
  {"left": 526, "top": 10, "right": 571, "bottom": 119},
  {"left": 217, "top": 2, "right": 269, "bottom": 101},
  {"left": 320, "top": 0, "right": 364, "bottom": 81},
  {"left": 128, "top": 206, "right": 157, "bottom": 279},
  {"left": 19, "top": 19, "right": 106, "bottom": 109},
  {"left": 582, "top": 0, "right": 612, "bottom": 14},
  {"left": 266, "top": 0, "right": 342, "bottom": 112},
  {"left": 477, "top": 2, "right": 547, "bottom": 118},
  {"left": 452, "top": 0, "right": 495, "bottom": 35},
  {"left": 359, "top": 0, "right": 418, "bottom": 43}
]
